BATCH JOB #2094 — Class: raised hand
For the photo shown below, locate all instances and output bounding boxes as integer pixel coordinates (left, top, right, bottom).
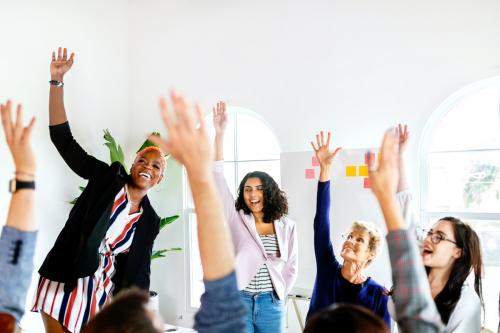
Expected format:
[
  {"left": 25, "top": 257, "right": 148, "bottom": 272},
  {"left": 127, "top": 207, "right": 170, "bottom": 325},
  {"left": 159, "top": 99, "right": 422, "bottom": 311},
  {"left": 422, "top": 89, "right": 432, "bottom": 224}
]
[
  {"left": 310, "top": 131, "right": 341, "bottom": 182},
  {"left": 368, "top": 129, "right": 400, "bottom": 201},
  {"left": 310, "top": 131, "right": 342, "bottom": 167},
  {"left": 151, "top": 92, "right": 235, "bottom": 281},
  {"left": 50, "top": 47, "right": 75, "bottom": 81},
  {"left": 213, "top": 101, "right": 227, "bottom": 136},
  {"left": 149, "top": 90, "right": 212, "bottom": 180},
  {"left": 1, "top": 100, "right": 36, "bottom": 178},
  {"left": 396, "top": 124, "right": 409, "bottom": 155}
]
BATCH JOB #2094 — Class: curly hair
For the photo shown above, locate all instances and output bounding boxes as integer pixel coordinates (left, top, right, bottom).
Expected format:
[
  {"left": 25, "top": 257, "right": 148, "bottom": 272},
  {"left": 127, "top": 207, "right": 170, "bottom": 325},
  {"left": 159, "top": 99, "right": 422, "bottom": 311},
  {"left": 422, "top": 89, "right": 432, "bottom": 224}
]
[{"left": 235, "top": 171, "right": 288, "bottom": 223}]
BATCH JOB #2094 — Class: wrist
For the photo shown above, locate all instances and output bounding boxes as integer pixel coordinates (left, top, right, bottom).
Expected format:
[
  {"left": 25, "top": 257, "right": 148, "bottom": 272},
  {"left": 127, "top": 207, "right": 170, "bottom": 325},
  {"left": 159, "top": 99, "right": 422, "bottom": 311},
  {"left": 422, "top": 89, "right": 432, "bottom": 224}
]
[
  {"left": 51, "top": 74, "right": 64, "bottom": 81},
  {"left": 14, "top": 170, "right": 35, "bottom": 181}
]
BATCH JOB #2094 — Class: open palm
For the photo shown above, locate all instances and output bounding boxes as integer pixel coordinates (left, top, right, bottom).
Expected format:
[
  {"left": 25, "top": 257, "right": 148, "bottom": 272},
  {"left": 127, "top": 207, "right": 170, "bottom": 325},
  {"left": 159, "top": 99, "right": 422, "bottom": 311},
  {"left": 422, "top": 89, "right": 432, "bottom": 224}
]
[
  {"left": 50, "top": 47, "right": 74, "bottom": 79},
  {"left": 396, "top": 123, "right": 409, "bottom": 155},
  {"left": 212, "top": 101, "right": 227, "bottom": 135},
  {"left": 310, "top": 131, "right": 342, "bottom": 167}
]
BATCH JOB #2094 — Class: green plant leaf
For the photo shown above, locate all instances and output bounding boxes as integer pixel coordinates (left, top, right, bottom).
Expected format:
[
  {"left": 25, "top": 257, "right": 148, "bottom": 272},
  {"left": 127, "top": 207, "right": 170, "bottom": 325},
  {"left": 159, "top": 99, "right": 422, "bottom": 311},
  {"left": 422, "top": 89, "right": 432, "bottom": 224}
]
[
  {"left": 103, "top": 129, "right": 126, "bottom": 168},
  {"left": 137, "top": 132, "right": 161, "bottom": 153},
  {"left": 151, "top": 247, "right": 182, "bottom": 260},
  {"left": 70, "top": 185, "right": 87, "bottom": 205},
  {"left": 160, "top": 215, "right": 180, "bottom": 231}
]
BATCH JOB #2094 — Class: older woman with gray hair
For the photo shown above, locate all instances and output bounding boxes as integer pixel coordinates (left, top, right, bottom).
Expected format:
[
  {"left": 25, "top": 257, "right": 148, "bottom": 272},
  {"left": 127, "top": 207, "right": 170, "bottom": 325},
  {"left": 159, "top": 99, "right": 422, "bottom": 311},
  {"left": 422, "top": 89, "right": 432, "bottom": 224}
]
[{"left": 306, "top": 131, "right": 390, "bottom": 328}]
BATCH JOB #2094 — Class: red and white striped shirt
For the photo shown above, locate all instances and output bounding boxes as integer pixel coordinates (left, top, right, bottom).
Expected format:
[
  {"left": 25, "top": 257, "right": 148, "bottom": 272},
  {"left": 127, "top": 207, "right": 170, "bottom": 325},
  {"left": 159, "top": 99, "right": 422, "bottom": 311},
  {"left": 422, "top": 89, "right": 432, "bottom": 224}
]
[{"left": 31, "top": 186, "right": 142, "bottom": 333}]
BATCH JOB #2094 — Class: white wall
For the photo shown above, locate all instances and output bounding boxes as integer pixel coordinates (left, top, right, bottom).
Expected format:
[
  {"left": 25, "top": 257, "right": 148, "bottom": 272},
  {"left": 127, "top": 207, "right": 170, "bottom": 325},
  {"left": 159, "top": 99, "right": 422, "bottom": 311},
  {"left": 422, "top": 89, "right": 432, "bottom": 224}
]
[
  {"left": 1, "top": 0, "right": 500, "bottom": 331},
  {"left": 128, "top": 0, "right": 500, "bottom": 329},
  {"left": 0, "top": 1, "right": 130, "bottom": 330}
]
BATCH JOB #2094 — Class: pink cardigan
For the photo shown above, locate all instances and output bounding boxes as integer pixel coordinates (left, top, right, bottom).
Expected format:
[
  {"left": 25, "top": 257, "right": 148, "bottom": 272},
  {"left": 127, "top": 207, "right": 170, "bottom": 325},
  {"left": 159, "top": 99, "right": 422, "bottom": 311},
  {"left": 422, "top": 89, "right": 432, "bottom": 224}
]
[{"left": 213, "top": 161, "right": 298, "bottom": 300}]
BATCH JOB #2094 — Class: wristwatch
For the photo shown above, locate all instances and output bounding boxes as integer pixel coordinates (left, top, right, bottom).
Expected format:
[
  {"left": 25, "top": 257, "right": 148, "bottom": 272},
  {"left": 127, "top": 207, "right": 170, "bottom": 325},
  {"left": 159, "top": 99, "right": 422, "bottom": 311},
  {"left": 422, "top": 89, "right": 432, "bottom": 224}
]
[
  {"left": 49, "top": 80, "right": 64, "bottom": 87},
  {"left": 9, "top": 178, "right": 35, "bottom": 193}
]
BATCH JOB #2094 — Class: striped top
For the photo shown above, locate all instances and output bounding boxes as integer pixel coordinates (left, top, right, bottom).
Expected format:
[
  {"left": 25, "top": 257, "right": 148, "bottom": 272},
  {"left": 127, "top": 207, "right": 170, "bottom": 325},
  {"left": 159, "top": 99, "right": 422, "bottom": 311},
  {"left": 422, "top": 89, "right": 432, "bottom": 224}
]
[
  {"left": 244, "top": 234, "right": 280, "bottom": 293},
  {"left": 31, "top": 186, "right": 142, "bottom": 333}
]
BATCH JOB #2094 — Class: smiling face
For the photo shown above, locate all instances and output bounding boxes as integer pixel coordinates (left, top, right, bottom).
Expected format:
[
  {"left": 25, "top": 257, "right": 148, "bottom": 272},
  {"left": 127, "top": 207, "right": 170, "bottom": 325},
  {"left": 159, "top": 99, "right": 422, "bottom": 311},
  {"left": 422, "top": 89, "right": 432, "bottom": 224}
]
[
  {"left": 129, "top": 149, "right": 165, "bottom": 190},
  {"left": 340, "top": 228, "right": 375, "bottom": 266},
  {"left": 421, "top": 219, "right": 462, "bottom": 269},
  {"left": 243, "top": 177, "right": 264, "bottom": 215}
]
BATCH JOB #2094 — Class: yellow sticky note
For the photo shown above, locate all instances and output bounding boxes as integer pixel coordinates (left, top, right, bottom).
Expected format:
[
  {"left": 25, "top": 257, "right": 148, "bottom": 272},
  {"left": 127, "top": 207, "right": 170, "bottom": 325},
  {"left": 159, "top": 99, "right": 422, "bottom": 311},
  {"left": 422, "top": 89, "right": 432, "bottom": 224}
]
[
  {"left": 346, "top": 166, "right": 357, "bottom": 177},
  {"left": 359, "top": 165, "right": 368, "bottom": 177}
]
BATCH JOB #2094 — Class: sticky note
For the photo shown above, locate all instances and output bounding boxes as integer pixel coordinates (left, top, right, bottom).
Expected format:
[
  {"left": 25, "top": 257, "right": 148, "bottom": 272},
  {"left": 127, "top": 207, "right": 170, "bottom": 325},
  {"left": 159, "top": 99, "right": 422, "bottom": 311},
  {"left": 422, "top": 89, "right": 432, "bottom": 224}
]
[
  {"left": 359, "top": 165, "right": 368, "bottom": 177},
  {"left": 346, "top": 166, "right": 357, "bottom": 177},
  {"left": 365, "top": 152, "right": 375, "bottom": 165},
  {"left": 363, "top": 178, "right": 371, "bottom": 188},
  {"left": 312, "top": 156, "right": 319, "bottom": 166},
  {"left": 305, "top": 169, "right": 315, "bottom": 179}
]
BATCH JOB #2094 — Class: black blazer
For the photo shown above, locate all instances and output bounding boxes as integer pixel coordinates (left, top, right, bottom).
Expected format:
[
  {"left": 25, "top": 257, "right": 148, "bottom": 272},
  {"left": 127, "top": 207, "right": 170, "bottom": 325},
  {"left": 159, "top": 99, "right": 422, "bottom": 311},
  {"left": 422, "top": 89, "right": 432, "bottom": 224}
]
[{"left": 39, "top": 122, "right": 160, "bottom": 294}]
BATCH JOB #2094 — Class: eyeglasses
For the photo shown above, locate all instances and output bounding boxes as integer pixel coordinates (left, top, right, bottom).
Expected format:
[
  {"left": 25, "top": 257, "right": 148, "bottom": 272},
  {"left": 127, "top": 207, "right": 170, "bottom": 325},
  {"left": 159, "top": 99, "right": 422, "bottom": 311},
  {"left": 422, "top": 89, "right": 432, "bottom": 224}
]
[
  {"left": 341, "top": 233, "right": 366, "bottom": 246},
  {"left": 420, "top": 229, "right": 457, "bottom": 245}
]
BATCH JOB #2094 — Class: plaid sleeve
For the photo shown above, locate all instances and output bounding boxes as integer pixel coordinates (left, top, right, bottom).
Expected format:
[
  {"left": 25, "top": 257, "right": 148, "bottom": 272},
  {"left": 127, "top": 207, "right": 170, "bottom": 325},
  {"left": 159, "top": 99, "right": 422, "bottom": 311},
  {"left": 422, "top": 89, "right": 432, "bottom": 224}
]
[{"left": 386, "top": 229, "right": 444, "bottom": 333}]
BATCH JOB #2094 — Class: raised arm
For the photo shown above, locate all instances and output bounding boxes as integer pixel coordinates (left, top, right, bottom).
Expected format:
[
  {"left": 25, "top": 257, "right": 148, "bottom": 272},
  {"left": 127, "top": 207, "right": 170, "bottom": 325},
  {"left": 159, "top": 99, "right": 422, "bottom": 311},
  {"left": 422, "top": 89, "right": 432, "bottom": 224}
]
[
  {"left": 211, "top": 101, "right": 239, "bottom": 224},
  {"left": 49, "top": 47, "right": 74, "bottom": 125},
  {"left": 0, "top": 101, "right": 37, "bottom": 323},
  {"left": 213, "top": 101, "right": 227, "bottom": 162},
  {"left": 150, "top": 91, "right": 245, "bottom": 332},
  {"left": 150, "top": 92, "right": 235, "bottom": 280},
  {"left": 396, "top": 124, "right": 409, "bottom": 192},
  {"left": 310, "top": 131, "right": 342, "bottom": 264},
  {"left": 48, "top": 47, "right": 107, "bottom": 179},
  {"left": 369, "top": 130, "right": 443, "bottom": 333},
  {"left": 395, "top": 124, "right": 420, "bottom": 230}
]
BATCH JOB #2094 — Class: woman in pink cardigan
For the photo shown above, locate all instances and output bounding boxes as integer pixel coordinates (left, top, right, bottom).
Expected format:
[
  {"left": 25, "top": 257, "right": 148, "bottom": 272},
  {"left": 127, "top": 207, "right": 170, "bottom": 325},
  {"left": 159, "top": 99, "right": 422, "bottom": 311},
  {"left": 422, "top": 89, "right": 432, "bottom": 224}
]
[{"left": 212, "top": 101, "right": 298, "bottom": 333}]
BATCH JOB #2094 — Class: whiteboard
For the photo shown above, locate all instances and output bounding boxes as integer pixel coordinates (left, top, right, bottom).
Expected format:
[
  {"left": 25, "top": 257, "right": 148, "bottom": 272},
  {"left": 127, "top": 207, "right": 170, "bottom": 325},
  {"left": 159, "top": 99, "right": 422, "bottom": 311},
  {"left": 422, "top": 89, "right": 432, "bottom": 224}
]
[{"left": 281, "top": 149, "right": 392, "bottom": 293}]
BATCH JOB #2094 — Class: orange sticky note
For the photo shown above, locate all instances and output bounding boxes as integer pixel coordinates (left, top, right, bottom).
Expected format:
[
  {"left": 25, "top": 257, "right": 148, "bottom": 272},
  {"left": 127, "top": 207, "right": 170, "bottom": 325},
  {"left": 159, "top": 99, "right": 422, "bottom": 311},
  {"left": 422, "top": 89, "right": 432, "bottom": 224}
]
[
  {"left": 305, "top": 169, "right": 315, "bottom": 179},
  {"left": 346, "top": 166, "right": 357, "bottom": 177},
  {"left": 363, "top": 178, "right": 371, "bottom": 188},
  {"left": 312, "top": 156, "right": 319, "bottom": 166},
  {"left": 359, "top": 165, "right": 368, "bottom": 177}
]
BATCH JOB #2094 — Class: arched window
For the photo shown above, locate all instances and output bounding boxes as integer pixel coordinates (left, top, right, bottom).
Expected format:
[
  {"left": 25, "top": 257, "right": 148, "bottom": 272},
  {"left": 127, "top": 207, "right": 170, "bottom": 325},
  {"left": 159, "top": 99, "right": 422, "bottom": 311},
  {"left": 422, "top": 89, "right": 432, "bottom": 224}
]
[
  {"left": 420, "top": 77, "right": 500, "bottom": 330},
  {"left": 184, "top": 106, "right": 281, "bottom": 308}
]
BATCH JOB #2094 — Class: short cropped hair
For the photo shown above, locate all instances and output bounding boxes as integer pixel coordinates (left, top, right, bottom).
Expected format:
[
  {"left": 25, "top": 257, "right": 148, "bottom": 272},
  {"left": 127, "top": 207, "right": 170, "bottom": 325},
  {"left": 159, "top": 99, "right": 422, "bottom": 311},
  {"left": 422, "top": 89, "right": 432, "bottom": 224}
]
[{"left": 350, "top": 220, "right": 382, "bottom": 258}]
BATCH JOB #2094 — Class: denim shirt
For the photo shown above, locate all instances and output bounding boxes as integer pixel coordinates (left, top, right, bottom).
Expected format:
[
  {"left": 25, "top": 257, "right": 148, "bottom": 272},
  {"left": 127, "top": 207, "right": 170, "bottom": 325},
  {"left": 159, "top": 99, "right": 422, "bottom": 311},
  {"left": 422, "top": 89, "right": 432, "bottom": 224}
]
[
  {"left": 194, "top": 271, "right": 246, "bottom": 333},
  {"left": 0, "top": 226, "right": 37, "bottom": 323}
]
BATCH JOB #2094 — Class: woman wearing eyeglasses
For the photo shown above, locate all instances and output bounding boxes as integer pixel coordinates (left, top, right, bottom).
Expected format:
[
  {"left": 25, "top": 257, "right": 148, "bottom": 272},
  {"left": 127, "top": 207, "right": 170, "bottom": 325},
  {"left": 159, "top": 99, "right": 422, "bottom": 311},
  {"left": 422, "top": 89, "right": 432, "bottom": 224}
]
[
  {"left": 306, "top": 131, "right": 390, "bottom": 328},
  {"left": 418, "top": 219, "right": 483, "bottom": 332},
  {"left": 392, "top": 124, "right": 483, "bottom": 333}
]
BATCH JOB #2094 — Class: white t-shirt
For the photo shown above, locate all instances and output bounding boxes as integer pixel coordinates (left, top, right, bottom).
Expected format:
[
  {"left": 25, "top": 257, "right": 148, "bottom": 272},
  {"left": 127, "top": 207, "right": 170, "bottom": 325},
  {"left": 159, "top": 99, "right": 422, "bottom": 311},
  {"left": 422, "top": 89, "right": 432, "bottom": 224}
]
[
  {"left": 446, "top": 283, "right": 481, "bottom": 333},
  {"left": 389, "top": 284, "right": 481, "bottom": 332}
]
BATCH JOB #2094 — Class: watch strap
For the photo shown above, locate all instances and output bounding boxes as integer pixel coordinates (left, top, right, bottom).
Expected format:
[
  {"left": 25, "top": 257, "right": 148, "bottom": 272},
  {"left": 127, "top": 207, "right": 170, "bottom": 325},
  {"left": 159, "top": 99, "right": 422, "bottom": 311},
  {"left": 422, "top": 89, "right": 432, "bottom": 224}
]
[
  {"left": 49, "top": 80, "right": 64, "bottom": 87},
  {"left": 9, "top": 179, "right": 36, "bottom": 193}
]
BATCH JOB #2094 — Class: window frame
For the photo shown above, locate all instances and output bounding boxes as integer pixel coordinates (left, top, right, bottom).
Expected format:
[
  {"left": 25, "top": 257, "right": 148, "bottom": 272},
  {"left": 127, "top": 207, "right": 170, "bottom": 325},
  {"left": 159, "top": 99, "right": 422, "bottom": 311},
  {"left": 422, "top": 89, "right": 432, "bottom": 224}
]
[
  {"left": 419, "top": 76, "right": 500, "bottom": 223},
  {"left": 419, "top": 76, "right": 500, "bottom": 330}
]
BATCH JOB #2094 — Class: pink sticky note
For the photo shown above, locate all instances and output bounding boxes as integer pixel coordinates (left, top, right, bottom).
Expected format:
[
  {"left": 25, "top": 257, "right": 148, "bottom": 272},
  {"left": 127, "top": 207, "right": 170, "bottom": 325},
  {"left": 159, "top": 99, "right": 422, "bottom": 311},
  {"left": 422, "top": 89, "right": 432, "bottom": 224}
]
[
  {"left": 312, "top": 156, "right": 319, "bottom": 166},
  {"left": 363, "top": 178, "right": 371, "bottom": 188},
  {"left": 305, "top": 169, "right": 315, "bottom": 179}
]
